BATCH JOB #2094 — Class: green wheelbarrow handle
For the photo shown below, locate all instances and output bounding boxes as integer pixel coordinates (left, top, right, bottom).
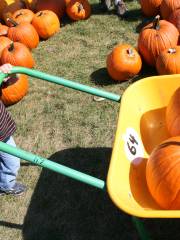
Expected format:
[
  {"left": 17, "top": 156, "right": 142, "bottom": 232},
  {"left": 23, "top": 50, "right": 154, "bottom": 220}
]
[{"left": 0, "top": 66, "right": 121, "bottom": 102}]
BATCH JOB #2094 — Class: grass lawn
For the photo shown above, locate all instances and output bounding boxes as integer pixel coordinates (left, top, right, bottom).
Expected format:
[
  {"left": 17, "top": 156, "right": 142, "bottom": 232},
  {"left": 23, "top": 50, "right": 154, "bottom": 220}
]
[{"left": 0, "top": 0, "right": 180, "bottom": 239}]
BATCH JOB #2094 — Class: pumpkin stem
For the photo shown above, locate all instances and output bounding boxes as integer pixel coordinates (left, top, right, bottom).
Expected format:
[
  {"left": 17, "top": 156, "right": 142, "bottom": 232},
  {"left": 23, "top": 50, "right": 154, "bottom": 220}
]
[
  {"left": 8, "top": 42, "right": 15, "bottom": 52},
  {"left": 153, "top": 15, "right": 160, "bottom": 30},
  {"left": 15, "top": 12, "right": 23, "bottom": 19},
  {"left": 78, "top": 3, "right": 84, "bottom": 12},
  {"left": 168, "top": 48, "right": 176, "bottom": 54},
  {"left": 38, "top": 11, "right": 44, "bottom": 17},
  {"left": 7, "top": 17, "right": 18, "bottom": 27},
  {"left": 127, "top": 48, "right": 134, "bottom": 57}
]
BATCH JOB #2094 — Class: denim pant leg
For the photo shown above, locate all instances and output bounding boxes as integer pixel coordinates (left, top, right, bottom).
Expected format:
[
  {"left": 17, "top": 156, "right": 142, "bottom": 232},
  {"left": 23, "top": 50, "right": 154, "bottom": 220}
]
[{"left": 0, "top": 136, "right": 20, "bottom": 190}]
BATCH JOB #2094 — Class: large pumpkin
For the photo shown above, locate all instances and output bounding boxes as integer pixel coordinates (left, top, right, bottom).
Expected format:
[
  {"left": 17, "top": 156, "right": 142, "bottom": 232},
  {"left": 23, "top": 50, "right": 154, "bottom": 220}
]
[
  {"left": 7, "top": 18, "right": 39, "bottom": 49},
  {"left": 11, "top": 8, "right": 35, "bottom": 24},
  {"left": 146, "top": 136, "right": 180, "bottom": 209},
  {"left": 1, "top": 41, "right": 35, "bottom": 68},
  {"left": 138, "top": 15, "right": 179, "bottom": 66},
  {"left": 35, "top": 0, "right": 66, "bottom": 19},
  {"left": 0, "top": 36, "right": 12, "bottom": 60},
  {"left": 0, "top": 73, "right": 28, "bottom": 106},
  {"left": 139, "top": 0, "right": 162, "bottom": 17},
  {"left": 166, "top": 87, "right": 180, "bottom": 137},
  {"left": 32, "top": 10, "right": 60, "bottom": 39},
  {"left": 106, "top": 44, "right": 142, "bottom": 81},
  {"left": 160, "top": 0, "right": 180, "bottom": 20},
  {"left": 66, "top": 0, "right": 91, "bottom": 21},
  {"left": 156, "top": 47, "right": 180, "bottom": 75}
]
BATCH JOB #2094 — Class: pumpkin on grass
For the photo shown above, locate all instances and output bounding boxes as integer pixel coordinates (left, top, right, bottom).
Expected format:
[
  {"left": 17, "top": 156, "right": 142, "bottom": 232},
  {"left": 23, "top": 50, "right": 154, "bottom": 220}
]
[
  {"left": 66, "top": 0, "right": 91, "bottom": 21},
  {"left": 32, "top": 10, "right": 60, "bottom": 39},
  {"left": 1, "top": 41, "right": 35, "bottom": 68},
  {"left": 138, "top": 15, "right": 179, "bottom": 66},
  {"left": 160, "top": 0, "right": 180, "bottom": 20},
  {"left": 156, "top": 47, "right": 180, "bottom": 75},
  {"left": 11, "top": 8, "right": 35, "bottom": 24},
  {"left": 166, "top": 87, "right": 180, "bottom": 137},
  {"left": 106, "top": 44, "right": 142, "bottom": 81},
  {"left": 7, "top": 18, "right": 39, "bottom": 49},
  {"left": 139, "top": 0, "right": 162, "bottom": 17},
  {"left": 146, "top": 136, "right": 180, "bottom": 209},
  {"left": 0, "top": 73, "right": 28, "bottom": 106}
]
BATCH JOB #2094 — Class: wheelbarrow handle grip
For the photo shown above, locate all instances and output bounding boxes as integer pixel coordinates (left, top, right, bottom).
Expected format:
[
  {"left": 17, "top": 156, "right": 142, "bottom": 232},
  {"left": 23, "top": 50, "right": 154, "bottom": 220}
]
[{"left": 0, "top": 66, "right": 121, "bottom": 102}]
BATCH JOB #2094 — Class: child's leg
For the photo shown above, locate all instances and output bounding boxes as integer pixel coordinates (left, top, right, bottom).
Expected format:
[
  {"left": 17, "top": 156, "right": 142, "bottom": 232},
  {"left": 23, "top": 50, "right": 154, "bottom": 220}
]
[{"left": 0, "top": 136, "right": 20, "bottom": 190}]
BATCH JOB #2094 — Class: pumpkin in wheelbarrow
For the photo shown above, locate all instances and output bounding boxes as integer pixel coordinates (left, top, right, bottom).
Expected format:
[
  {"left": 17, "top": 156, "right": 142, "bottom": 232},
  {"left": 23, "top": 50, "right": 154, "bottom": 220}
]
[{"left": 146, "top": 136, "right": 180, "bottom": 209}]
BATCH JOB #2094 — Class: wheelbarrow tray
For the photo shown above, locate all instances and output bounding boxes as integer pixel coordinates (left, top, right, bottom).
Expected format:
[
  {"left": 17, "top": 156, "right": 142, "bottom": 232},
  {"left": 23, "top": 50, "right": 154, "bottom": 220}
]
[{"left": 107, "top": 74, "right": 180, "bottom": 218}]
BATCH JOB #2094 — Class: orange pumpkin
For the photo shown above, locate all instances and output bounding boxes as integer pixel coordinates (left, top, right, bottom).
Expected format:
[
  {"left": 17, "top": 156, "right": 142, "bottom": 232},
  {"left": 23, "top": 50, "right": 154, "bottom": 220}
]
[
  {"left": 139, "top": 0, "right": 162, "bottom": 17},
  {"left": 0, "top": 73, "right": 28, "bottom": 106},
  {"left": 106, "top": 44, "right": 142, "bottom": 81},
  {"left": 7, "top": 18, "right": 39, "bottom": 49},
  {"left": 156, "top": 47, "right": 180, "bottom": 75},
  {"left": 166, "top": 87, "right": 180, "bottom": 137},
  {"left": 160, "top": 0, "right": 180, "bottom": 20},
  {"left": 32, "top": 10, "right": 60, "bottom": 39},
  {"left": 66, "top": 0, "right": 91, "bottom": 21},
  {"left": 35, "top": 0, "right": 66, "bottom": 19},
  {"left": 1, "top": 41, "right": 35, "bottom": 68},
  {"left": 146, "top": 136, "right": 180, "bottom": 209},
  {"left": 11, "top": 8, "right": 35, "bottom": 24},
  {"left": 0, "top": 23, "right": 9, "bottom": 37},
  {"left": 138, "top": 15, "right": 179, "bottom": 66},
  {"left": 0, "top": 36, "right": 12, "bottom": 60}
]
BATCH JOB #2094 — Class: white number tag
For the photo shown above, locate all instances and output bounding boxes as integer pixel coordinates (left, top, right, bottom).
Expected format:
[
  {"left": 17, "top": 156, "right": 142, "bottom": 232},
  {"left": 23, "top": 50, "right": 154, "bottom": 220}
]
[{"left": 122, "top": 128, "right": 144, "bottom": 162}]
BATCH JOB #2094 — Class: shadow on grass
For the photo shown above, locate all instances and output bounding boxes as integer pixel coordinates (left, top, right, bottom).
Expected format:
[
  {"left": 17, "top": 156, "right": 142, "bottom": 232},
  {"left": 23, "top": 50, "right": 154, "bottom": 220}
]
[{"left": 22, "top": 147, "right": 137, "bottom": 240}]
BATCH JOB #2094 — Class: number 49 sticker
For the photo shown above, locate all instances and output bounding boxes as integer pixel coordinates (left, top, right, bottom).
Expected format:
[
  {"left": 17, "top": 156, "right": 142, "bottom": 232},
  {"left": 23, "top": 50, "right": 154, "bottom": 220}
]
[{"left": 122, "top": 128, "right": 144, "bottom": 162}]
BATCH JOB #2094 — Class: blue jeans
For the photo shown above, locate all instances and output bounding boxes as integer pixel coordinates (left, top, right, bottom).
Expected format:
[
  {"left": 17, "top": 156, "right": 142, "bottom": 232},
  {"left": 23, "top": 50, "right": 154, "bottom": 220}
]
[{"left": 0, "top": 136, "right": 20, "bottom": 190}]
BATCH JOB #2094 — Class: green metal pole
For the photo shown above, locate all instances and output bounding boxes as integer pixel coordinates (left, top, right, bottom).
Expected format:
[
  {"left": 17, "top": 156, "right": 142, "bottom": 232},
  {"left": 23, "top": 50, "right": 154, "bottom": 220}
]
[
  {"left": 132, "top": 217, "right": 152, "bottom": 240},
  {"left": 0, "top": 66, "right": 121, "bottom": 102},
  {"left": 0, "top": 141, "right": 105, "bottom": 190}
]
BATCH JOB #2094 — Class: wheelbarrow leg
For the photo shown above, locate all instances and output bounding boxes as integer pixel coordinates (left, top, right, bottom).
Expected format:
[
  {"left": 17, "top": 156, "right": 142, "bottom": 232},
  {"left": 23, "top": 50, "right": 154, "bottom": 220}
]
[{"left": 132, "top": 216, "right": 152, "bottom": 240}]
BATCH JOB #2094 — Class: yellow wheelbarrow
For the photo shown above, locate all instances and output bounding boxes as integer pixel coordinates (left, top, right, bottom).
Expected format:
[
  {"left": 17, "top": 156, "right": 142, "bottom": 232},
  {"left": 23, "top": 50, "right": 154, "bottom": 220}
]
[{"left": 0, "top": 67, "right": 180, "bottom": 239}]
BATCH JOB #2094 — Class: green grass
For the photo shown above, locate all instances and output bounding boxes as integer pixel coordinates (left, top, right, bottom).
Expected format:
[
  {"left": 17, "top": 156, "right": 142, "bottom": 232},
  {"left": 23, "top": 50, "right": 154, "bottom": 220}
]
[{"left": 0, "top": 1, "right": 180, "bottom": 240}]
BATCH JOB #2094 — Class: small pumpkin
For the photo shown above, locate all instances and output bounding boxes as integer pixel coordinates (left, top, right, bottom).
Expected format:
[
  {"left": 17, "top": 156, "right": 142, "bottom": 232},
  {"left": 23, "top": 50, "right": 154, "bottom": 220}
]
[
  {"left": 0, "top": 73, "right": 28, "bottom": 106},
  {"left": 11, "top": 8, "right": 35, "bottom": 24},
  {"left": 138, "top": 15, "right": 179, "bottom": 66},
  {"left": 0, "top": 36, "right": 12, "bottom": 60},
  {"left": 35, "top": 0, "right": 66, "bottom": 19},
  {"left": 0, "top": 23, "right": 9, "bottom": 36},
  {"left": 166, "top": 87, "right": 180, "bottom": 137},
  {"left": 66, "top": 0, "right": 91, "bottom": 21},
  {"left": 1, "top": 41, "right": 35, "bottom": 68},
  {"left": 160, "top": 0, "right": 180, "bottom": 20},
  {"left": 156, "top": 47, "right": 180, "bottom": 75},
  {"left": 106, "top": 44, "right": 142, "bottom": 81},
  {"left": 7, "top": 18, "right": 39, "bottom": 49},
  {"left": 32, "top": 10, "right": 60, "bottom": 39},
  {"left": 146, "top": 136, "right": 180, "bottom": 209},
  {"left": 139, "top": 0, "right": 162, "bottom": 17}
]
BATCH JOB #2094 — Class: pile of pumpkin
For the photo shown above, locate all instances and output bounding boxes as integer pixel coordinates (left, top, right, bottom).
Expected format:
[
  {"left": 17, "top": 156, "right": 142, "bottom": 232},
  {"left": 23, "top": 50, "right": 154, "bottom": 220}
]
[
  {"left": 146, "top": 86, "right": 180, "bottom": 210},
  {"left": 106, "top": 0, "right": 180, "bottom": 81},
  {"left": 0, "top": 0, "right": 92, "bottom": 106}
]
